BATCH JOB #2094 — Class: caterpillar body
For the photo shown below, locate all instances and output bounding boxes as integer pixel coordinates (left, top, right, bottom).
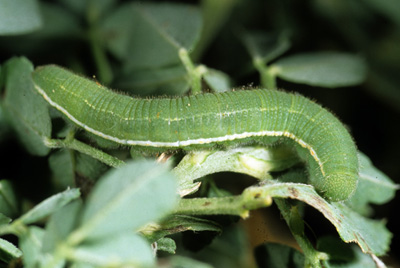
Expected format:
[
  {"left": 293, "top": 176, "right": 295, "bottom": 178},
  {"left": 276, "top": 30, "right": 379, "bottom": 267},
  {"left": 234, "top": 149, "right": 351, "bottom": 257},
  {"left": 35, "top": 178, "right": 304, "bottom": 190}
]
[{"left": 32, "top": 65, "right": 359, "bottom": 201}]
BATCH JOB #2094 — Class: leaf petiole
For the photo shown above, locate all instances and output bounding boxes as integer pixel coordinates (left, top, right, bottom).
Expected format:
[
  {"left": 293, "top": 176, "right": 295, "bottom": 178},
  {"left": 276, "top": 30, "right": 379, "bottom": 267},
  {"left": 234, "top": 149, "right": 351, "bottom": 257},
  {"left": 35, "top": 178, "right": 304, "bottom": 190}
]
[{"left": 43, "top": 137, "right": 125, "bottom": 168}]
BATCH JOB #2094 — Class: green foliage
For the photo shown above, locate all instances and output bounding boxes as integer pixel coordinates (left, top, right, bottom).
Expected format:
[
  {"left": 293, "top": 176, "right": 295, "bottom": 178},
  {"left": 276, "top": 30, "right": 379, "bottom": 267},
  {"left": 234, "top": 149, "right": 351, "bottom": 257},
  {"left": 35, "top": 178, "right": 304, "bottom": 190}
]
[
  {"left": 0, "top": 0, "right": 398, "bottom": 267},
  {"left": 0, "top": 180, "right": 18, "bottom": 218},
  {"left": 241, "top": 181, "right": 392, "bottom": 256},
  {"left": 18, "top": 188, "right": 80, "bottom": 225},
  {"left": 271, "top": 52, "right": 367, "bottom": 88},
  {"left": 76, "top": 160, "right": 177, "bottom": 242},
  {"left": 2, "top": 57, "right": 51, "bottom": 156},
  {"left": 0, "top": 0, "right": 42, "bottom": 35},
  {"left": 101, "top": 2, "right": 202, "bottom": 69},
  {"left": 0, "top": 237, "right": 22, "bottom": 263},
  {"left": 346, "top": 153, "right": 399, "bottom": 216}
]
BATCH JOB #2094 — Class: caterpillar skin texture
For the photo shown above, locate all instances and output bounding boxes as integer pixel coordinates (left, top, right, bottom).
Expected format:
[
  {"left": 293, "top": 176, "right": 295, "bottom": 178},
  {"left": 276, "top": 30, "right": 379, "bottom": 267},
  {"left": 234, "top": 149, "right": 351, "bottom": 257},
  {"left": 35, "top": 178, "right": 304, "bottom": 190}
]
[{"left": 32, "top": 65, "right": 359, "bottom": 201}]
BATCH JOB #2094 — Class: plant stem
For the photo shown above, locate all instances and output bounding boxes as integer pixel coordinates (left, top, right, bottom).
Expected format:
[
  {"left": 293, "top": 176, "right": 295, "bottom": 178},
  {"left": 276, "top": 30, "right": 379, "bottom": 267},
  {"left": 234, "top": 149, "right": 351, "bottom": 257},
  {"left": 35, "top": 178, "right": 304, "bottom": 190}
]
[
  {"left": 44, "top": 137, "right": 125, "bottom": 168},
  {"left": 275, "top": 199, "right": 328, "bottom": 267},
  {"left": 0, "top": 221, "right": 24, "bottom": 236},
  {"left": 179, "top": 48, "right": 203, "bottom": 94},
  {"left": 88, "top": 27, "right": 113, "bottom": 85},
  {"left": 86, "top": 0, "right": 113, "bottom": 86},
  {"left": 174, "top": 192, "right": 272, "bottom": 218},
  {"left": 254, "top": 57, "right": 277, "bottom": 89}
]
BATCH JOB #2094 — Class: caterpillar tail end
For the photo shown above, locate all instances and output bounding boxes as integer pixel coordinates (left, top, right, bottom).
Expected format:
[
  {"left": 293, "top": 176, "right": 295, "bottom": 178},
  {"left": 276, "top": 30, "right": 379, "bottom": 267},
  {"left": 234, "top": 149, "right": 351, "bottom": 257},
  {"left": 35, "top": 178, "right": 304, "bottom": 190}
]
[{"left": 315, "top": 173, "right": 358, "bottom": 202}]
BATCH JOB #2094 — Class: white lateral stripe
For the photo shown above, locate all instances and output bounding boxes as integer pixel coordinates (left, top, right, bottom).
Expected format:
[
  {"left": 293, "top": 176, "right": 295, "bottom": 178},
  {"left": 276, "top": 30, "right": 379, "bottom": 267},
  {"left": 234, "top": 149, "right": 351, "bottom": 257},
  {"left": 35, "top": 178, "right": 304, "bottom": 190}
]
[{"left": 34, "top": 84, "right": 325, "bottom": 175}]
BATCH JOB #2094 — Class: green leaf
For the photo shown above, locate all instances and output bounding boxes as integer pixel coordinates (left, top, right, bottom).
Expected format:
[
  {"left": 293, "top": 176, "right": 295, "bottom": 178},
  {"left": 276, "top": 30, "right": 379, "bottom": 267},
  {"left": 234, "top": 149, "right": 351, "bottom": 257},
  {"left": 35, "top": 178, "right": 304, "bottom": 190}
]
[
  {"left": 163, "top": 215, "right": 221, "bottom": 234},
  {"left": 32, "top": 3, "right": 81, "bottom": 39},
  {"left": 333, "top": 204, "right": 391, "bottom": 256},
  {"left": 0, "top": 237, "right": 22, "bottom": 263},
  {"left": 0, "top": 3, "right": 82, "bottom": 53},
  {"left": 272, "top": 52, "right": 367, "bottom": 87},
  {"left": 73, "top": 233, "right": 154, "bottom": 267},
  {"left": 245, "top": 181, "right": 392, "bottom": 256},
  {"left": 203, "top": 68, "right": 232, "bottom": 93},
  {"left": 0, "top": 0, "right": 42, "bottom": 35},
  {"left": 240, "top": 31, "right": 291, "bottom": 64},
  {"left": 19, "top": 226, "right": 45, "bottom": 268},
  {"left": 346, "top": 152, "right": 399, "bottom": 216},
  {"left": 49, "top": 150, "right": 75, "bottom": 191},
  {"left": 115, "top": 64, "right": 189, "bottom": 96},
  {"left": 72, "top": 160, "right": 177, "bottom": 242},
  {"left": 42, "top": 200, "right": 82, "bottom": 253},
  {"left": 142, "top": 215, "right": 221, "bottom": 242},
  {"left": 100, "top": 2, "right": 202, "bottom": 71},
  {"left": 2, "top": 57, "right": 51, "bottom": 156},
  {"left": 0, "top": 180, "right": 19, "bottom": 218},
  {"left": 19, "top": 188, "right": 80, "bottom": 225},
  {"left": 156, "top": 237, "right": 176, "bottom": 254}
]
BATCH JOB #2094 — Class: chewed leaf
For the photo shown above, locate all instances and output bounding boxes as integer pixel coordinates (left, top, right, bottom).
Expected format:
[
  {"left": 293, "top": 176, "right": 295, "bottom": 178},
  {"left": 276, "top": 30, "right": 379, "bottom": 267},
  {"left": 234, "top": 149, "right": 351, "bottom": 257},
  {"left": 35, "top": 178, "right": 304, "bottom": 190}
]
[
  {"left": 346, "top": 152, "right": 399, "bottom": 216},
  {"left": 74, "top": 160, "right": 178, "bottom": 242},
  {"left": 245, "top": 181, "right": 392, "bottom": 256},
  {"left": 174, "top": 145, "right": 299, "bottom": 196},
  {"left": 272, "top": 52, "right": 367, "bottom": 87}
]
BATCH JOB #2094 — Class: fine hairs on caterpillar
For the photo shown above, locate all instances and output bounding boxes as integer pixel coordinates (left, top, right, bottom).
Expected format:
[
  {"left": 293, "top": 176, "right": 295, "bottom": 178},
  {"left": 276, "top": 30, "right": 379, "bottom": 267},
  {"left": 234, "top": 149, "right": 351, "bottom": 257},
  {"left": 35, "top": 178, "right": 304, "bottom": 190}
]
[{"left": 32, "top": 65, "right": 359, "bottom": 202}]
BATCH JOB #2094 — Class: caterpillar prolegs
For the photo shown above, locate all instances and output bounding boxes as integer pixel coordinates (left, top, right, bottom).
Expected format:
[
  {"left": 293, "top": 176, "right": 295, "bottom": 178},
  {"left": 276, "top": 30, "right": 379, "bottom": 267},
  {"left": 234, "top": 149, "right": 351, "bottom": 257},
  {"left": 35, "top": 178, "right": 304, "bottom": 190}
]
[{"left": 32, "top": 65, "right": 359, "bottom": 201}]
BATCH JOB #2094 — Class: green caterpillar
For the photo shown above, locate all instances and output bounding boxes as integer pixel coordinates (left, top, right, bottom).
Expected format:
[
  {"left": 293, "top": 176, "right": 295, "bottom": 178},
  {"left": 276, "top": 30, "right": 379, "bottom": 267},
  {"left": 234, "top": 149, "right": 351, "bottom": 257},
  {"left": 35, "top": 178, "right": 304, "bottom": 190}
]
[{"left": 32, "top": 65, "right": 359, "bottom": 201}]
